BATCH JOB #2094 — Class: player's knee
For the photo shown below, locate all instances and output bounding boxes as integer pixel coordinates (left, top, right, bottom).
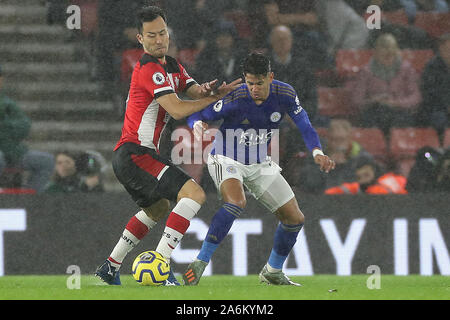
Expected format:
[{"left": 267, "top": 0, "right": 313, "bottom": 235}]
[
  {"left": 296, "top": 212, "right": 305, "bottom": 226},
  {"left": 177, "top": 179, "right": 206, "bottom": 205}
]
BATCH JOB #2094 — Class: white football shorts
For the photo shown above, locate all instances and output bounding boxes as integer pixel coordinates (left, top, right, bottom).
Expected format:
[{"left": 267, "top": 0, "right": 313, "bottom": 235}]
[{"left": 207, "top": 154, "right": 295, "bottom": 213}]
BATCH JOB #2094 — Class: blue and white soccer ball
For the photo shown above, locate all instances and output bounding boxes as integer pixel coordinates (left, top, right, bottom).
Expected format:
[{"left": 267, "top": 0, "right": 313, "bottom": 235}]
[{"left": 132, "top": 251, "right": 170, "bottom": 286}]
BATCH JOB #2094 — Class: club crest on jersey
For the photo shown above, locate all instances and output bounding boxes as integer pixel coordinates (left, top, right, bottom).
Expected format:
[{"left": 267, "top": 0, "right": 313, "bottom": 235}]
[
  {"left": 226, "top": 166, "right": 237, "bottom": 174},
  {"left": 152, "top": 72, "right": 165, "bottom": 85},
  {"left": 270, "top": 112, "right": 281, "bottom": 122}
]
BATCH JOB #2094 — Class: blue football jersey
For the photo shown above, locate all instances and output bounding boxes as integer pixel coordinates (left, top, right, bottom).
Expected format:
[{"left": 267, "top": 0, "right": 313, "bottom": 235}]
[{"left": 187, "top": 80, "right": 321, "bottom": 164}]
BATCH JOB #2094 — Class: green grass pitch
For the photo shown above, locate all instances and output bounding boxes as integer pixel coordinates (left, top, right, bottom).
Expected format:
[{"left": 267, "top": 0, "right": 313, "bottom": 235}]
[{"left": 0, "top": 274, "right": 448, "bottom": 300}]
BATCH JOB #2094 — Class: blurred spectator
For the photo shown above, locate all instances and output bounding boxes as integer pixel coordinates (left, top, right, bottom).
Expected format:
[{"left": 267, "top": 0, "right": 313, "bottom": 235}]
[
  {"left": 325, "top": 155, "right": 408, "bottom": 194},
  {"left": 316, "top": 0, "right": 369, "bottom": 53},
  {"left": 76, "top": 150, "right": 106, "bottom": 192},
  {"left": 45, "top": 150, "right": 105, "bottom": 193},
  {"left": 193, "top": 20, "right": 245, "bottom": 84},
  {"left": 346, "top": 33, "right": 421, "bottom": 136},
  {"left": 266, "top": 0, "right": 329, "bottom": 65},
  {"left": 363, "top": 0, "right": 433, "bottom": 49},
  {"left": 417, "top": 33, "right": 450, "bottom": 137},
  {"left": 294, "top": 118, "right": 373, "bottom": 192},
  {"left": 267, "top": 24, "right": 321, "bottom": 174},
  {"left": 45, "top": 151, "right": 80, "bottom": 193},
  {"left": 249, "top": 0, "right": 331, "bottom": 70},
  {"left": 406, "top": 146, "right": 442, "bottom": 192},
  {"left": 0, "top": 66, "right": 54, "bottom": 192},
  {"left": 268, "top": 25, "right": 318, "bottom": 121}
]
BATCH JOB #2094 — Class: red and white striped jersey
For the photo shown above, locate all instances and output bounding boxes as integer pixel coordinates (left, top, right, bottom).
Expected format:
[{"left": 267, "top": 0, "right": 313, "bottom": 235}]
[{"left": 114, "top": 53, "right": 197, "bottom": 153}]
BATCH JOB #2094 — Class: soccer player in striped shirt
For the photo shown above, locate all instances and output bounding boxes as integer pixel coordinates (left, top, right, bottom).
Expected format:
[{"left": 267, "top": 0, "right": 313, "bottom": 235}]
[{"left": 94, "top": 6, "right": 240, "bottom": 286}]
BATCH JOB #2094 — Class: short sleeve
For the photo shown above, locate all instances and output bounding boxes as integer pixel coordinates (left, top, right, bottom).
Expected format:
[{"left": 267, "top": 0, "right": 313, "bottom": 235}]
[
  {"left": 178, "top": 63, "right": 198, "bottom": 92},
  {"left": 140, "top": 63, "right": 174, "bottom": 99}
]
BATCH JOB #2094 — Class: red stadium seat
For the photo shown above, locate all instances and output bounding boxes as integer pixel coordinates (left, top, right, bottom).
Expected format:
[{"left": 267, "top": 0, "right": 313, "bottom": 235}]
[
  {"left": 317, "top": 87, "right": 355, "bottom": 117},
  {"left": 336, "top": 49, "right": 373, "bottom": 78},
  {"left": 120, "top": 49, "right": 144, "bottom": 83},
  {"left": 401, "top": 50, "right": 434, "bottom": 74},
  {"left": 414, "top": 12, "right": 450, "bottom": 38},
  {"left": 351, "top": 128, "right": 387, "bottom": 160},
  {"left": 383, "top": 9, "right": 409, "bottom": 26},
  {"left": 389, "top": 128, "right": 440, "bottom": 159},
  {"left": 443, "top": 128, "right": 450, "bottom": 149}
]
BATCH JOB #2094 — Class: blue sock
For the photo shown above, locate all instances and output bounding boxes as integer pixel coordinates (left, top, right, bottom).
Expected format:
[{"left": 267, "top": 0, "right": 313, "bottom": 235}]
[
  {"left": 197, "top": 203, "right": 243, "bottom": 263},
  {"left": 268, "top": 223, "right": 303, "bottom": 270}
]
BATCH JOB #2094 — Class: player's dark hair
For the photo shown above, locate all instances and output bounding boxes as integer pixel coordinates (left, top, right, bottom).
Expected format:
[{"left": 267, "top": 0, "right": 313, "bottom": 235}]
[
  {"left": 136, "top": 6, "right": 167, "bottom": 34},
  {"left": 242, "top": 52, "right": 271, "bottom": 76}
]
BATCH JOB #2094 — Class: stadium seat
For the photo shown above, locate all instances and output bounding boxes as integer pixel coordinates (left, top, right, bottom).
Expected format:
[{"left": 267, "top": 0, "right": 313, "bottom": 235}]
[
  {"left": 401, "top": 50, "right": 434, "bottom": 74},
  {"left": 414, "top": 12, "right": 450, "bottom": 38},
  {"left": 443, "top": 128, "right": 450, "bottom": 149},
  {"left": 389, "top": 128, "right": 440, "bottom": 159},
  {"left": 317, "top": 87, "right": 355, "bottom": 117},
  {"left": 383, "top": 9, "right": 409, "bottom": 26},
  {"left": 335, "top": 49, "right": 373, "bottom": 78},
  {"left": 120, "top": 49, "right": 144, "bottom": 83},
  {"left": 351, "top": 128, "right": 387, "bottom": 160}
]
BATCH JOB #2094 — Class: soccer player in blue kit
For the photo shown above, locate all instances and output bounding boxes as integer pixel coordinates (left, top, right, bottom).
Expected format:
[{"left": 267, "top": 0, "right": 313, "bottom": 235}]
[{"left": 182, "top": 52, "right": 335, "bottom": 286}]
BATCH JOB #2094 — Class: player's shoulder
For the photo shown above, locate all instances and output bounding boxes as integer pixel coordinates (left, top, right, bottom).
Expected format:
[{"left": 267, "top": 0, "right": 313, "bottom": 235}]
[
  {"left": 139, "top": 54, "right": 181, "bottom": 74},
  {"left": 223, "top": 83, "right": 249, "bottom": 105},
  {"left": 271, "top": 80, "right": 296, "bottom": 99}
]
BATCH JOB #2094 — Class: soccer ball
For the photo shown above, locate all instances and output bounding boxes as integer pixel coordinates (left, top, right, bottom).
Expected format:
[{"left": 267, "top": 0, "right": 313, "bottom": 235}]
[{"left": 132, "top": 251, "right": 170, "bottom": 286}]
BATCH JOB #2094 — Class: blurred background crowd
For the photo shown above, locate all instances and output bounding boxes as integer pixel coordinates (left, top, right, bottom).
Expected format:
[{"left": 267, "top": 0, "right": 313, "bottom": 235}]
[{"left": 0, "top": 0, "right": 449, "bottom": 195}]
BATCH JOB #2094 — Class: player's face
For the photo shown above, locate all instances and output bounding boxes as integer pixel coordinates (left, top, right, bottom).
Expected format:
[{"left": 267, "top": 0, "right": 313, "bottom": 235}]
[
  {"left": 137, "top": 16, "right": 169, "bottom": 59},
  {"left": 244, "top": 72, "right": 274, "bottom": 103}
]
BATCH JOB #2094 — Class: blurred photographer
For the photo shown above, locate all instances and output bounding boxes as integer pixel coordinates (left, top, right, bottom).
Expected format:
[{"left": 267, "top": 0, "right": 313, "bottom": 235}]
[
  {"left": 76, "top": 150, "right": 106, "bottom": 193},
  {"left": 45, "top": 150, "right": 105, "bottom": 193}
]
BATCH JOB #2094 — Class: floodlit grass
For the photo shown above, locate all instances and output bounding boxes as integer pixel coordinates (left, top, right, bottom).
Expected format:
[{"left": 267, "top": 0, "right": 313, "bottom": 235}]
[{"left": 0, "top": 274, "right": 448, "bottom": 300}]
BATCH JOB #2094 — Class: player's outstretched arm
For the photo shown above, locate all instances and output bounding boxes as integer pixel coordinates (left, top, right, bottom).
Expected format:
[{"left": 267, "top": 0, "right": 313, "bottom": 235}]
[{"left": 156, "top": 78, "right": 241, "bottom": 120}]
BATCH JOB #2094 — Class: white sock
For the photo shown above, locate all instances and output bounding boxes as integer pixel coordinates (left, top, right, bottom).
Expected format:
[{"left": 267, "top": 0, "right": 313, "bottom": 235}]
[
  {"left": 156, "top": 198, "right": 201, "bottom": 259},
  {"left": 108, "top": 210, "right": 157, "bottom": 269}
]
